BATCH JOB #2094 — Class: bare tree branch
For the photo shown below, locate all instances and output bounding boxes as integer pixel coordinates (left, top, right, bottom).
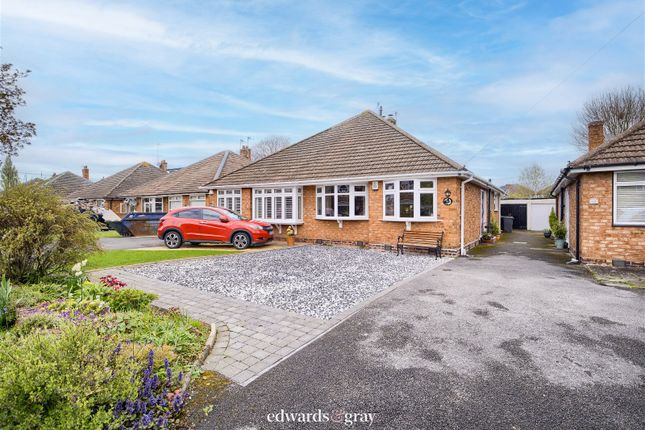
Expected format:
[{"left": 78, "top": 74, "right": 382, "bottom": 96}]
[
  {"left": 517, "top": 164, "right": 553, "bottom": 198},
  {"left": 572, "top": 86, "right": 645, "bottom": 151},
  {"left": 0, "top": 62, "right": 36, "bottom": 156},
  {"left": 251, "top": 135, "right": 291, "bottom": 161}
]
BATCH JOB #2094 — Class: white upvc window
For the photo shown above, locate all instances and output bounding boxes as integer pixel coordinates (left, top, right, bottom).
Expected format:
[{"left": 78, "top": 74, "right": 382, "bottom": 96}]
[
  {"left": 217, "top": 189, "right": 242, "bottom": 213},
  {"left": 494, "top": 193, "right": 500, "bottom": 211},
  {"left": 168, "top": 196, "right": 183, "bottom": 210},
  {"left": 614, "top": 170, "right": 645, "bottom": 225},
  {"left": 315, "top": 183, "right": 368, "bottom": 220},
  {"left": 253, "top": 187, "right": 303, "bottom": 224},
  {"left": 383, "top": 179, "right": 437, "bottom": 221},
  {"left": 189, "top": 193, "right": 206, "bottom": 207},
  {"left": 143, "top": 197, "right": 163, "bottom": 213}
]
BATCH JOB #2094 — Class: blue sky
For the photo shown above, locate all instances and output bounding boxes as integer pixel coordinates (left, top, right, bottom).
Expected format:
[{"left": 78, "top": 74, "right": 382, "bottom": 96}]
[{"left": 2, "top": 0, "right": 643, "bottom": 185}]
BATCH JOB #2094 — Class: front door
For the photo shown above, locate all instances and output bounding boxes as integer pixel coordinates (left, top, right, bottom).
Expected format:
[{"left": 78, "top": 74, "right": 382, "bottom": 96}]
[{"left": 480, "top": 190, "right": 488, "bottom": 233}]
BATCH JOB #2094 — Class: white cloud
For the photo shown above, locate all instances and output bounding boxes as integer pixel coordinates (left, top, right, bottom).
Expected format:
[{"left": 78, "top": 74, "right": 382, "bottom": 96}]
[{"left": 84, "top": 119, "right": 269, "bottom": 137}]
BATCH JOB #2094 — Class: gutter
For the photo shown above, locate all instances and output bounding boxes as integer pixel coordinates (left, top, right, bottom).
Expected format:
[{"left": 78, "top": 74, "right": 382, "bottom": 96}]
[{"left": 460, "top": 172, "right": 475, "bottom": 256}]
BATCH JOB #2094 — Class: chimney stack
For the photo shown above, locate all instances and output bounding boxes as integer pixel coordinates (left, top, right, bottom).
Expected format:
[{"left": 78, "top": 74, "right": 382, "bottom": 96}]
[
  {"left": 385, "top": 114, "right": 397, "bottom": 125},
  {"left": 588, "top": 121, "right": 604, "bottom": 152},
  {"left": 240, "top": 145, "right": 252, "bottom": 160},
  {"left": 82, "top": 165, "right": 89, "bottom": 180},
  {"left": 159, "top": 160, "right": 168, "bottom": 172}
]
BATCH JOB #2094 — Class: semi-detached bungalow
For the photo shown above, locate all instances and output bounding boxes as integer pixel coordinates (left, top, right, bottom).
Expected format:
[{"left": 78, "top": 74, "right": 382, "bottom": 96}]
[
  {"left": 121, "top": 149, "right": 251, "bottom": 213},
  {"left": 551, "top": 120, "right": 645, "bottom": 265},
  {"left": 203, "top": 111, "right": 504, "bottom": 255}
]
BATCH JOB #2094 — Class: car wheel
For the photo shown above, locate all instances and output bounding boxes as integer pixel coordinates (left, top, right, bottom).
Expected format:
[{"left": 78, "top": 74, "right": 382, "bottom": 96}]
[
  {"left": 164, "top": 231, "right": 183, "bottom": 249},
  {"left": 231, "top": 232, "right": 251, "bottom": 250}
]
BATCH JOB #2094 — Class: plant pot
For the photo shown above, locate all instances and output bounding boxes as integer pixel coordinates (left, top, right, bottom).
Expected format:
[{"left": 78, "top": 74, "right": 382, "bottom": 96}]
[
  {"left": 286, "top": 236, "right": 295, "bottom": 246},
  {"left": 544, "top": 231, "right": 551, "bottom": 238},
  {"left": 554, "top": 239, "right": 566, "bottom": 249}
]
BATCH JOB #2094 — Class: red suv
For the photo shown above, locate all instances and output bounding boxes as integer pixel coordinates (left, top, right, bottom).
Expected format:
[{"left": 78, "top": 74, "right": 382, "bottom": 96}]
[{"left": 157, "top": 207, "right": 273, "bottom": 250}]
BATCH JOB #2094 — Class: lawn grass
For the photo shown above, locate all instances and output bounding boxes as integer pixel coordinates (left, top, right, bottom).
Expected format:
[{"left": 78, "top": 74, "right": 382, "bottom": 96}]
[
  {"left": 86, "top": 249, "right": 234, "bottom": 270},
  {"left": 95, "top": 229, "right": 121, "bottom": 238}
]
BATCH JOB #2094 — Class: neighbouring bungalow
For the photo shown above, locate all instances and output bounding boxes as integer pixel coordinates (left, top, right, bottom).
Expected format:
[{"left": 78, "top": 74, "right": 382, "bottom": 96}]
[
  {"left": 67, "top": 162, "right": 165, "bottom": 216},
  {"left": 551, "top": 120, "right": 645, "bottom": 266},
  {"left": 121, "top": 149, "right": 251, "bottom": 213},
  {"left": 203, "top": 111, "right": 503, "bottom": 255},
  {"left": 41, "top": 169, "right": 92, "bottom": 199}
]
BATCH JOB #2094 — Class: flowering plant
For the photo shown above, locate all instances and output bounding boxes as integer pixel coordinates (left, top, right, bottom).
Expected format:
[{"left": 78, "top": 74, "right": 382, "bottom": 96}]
[
  {"left": 100, "top": 275, "right": 128, "bottom": 291},
  {"left": 286, "top": 226, "right": 295, "bottom": 236}
]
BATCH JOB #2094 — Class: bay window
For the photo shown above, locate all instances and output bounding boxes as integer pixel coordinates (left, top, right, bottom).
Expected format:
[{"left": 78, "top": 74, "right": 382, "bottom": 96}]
[
  {"left": 614, "top": 170, "right": 645, "bottom": 225},
  {"left": 316, "top": 184, "right": 368, "bottom": 220},
  {"left": 383, "top": 179, "right": 437, "bottom": 221},
  {"left": 253, "top": 187, "right": 303, "bottom": 224},
  {"left": 143, "top": 197, "right": 163, "bottom": 213},
  {"left": 217, "top": 189, "right": 242, "bottom": 213}
]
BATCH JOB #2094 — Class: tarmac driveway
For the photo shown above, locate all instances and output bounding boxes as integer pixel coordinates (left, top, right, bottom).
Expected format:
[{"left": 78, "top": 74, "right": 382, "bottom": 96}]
[{"left": 198, "top": 231, "right": 645, "bottom": 429}]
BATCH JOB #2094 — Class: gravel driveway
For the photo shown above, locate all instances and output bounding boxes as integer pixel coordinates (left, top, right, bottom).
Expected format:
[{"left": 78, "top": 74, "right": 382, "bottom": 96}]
[{"left": 123, "top": 246, "right": 445, "bottom": 319}]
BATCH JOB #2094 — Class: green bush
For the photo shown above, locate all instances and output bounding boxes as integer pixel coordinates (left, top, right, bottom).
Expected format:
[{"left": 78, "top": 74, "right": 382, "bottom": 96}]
[
  {"left": 48, "top": 298, "right": 111, "bottom": 316},
  {"left": 552, "top": 221, "right": 567, "bottom": 240},
  {"left": 0, "top": 322, "right": 140, "bottom": 429},
  {"left": 489, "top": 220, "right": 500, "bottom": 236},
  {"left": 13, "top": 314, "right": 59, "bottom": 337},
  {"left": 106, "top": 288, "right": 157, "bottom": 312},
  {"left": 0, "top": 276, "right": 18, "bottom": 330},
  {"left": 549, "top": 208, "right": 558, "bottom": 232},
  {"left": 0, "top": 182, "right": 99, "bottom": 282}
]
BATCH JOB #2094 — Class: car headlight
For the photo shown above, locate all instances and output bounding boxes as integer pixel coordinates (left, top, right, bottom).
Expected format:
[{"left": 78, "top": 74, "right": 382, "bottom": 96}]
[{"left": 249, "top": 224, "right": 262, "bottom": 230}]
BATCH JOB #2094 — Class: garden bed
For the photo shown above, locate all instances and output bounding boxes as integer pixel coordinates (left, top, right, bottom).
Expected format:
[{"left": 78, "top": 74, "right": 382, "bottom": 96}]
[{"left": 0, "top": 270, "right": 210, "bottom": 429}]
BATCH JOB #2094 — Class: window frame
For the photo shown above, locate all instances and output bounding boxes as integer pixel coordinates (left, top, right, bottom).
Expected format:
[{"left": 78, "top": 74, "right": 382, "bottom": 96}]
[
  {"left": 613, "top": 170, "right": 645, "bottom": 226},
  {"left": 142, "top": 197, "right": 163, "bottom": 213},
  {"left": 216, "top": 189, "right": 242, "bottom": 214},
  {"left": 168, "top": 196, "right": 183, "bottom": 210},
  {"left": 382, "top": 179, "right": 438, "bottom": 222},
  {"left": 252, "top": 187, "right": 303, "bottom": 224},
  {"left": 188, "top": 193, "right": 206, "bottom": 207},
  {"left": 315, "top": 183, "right": 369, "bottom": 220}
]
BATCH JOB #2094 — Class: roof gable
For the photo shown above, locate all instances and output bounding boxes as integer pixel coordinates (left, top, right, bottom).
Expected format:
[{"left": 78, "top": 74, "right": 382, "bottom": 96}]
[
  {"left": 207, "top": 111, "right": 463, "bottom": 187},
  {"left": 68, "top": 162, "right": 164, "bottom": 200},
  {"left": 122, "top": 151, "right": 250, "bottom": 197},
  {"left": 570, "top": 120, "right": 645, "bottom": 168}
]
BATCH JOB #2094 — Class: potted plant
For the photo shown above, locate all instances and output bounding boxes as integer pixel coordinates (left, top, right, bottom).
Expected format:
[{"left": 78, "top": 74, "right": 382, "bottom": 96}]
[
  {"left": 548, "top": 208, "right": 558, "bottom": 240},
  {"left": 286, "top": 226, "right": 296, "bottom": 246},
  {"left": 481, "top": 231, "right": 496, "bottom": 243},
  {"left": 543, "top": 228, "right": 551, "bottom": 238},
  {"left": 552, "top": 221, "right": 567, "bottom": 249},
  {"left": 489, "top": 220, "right": 501, "bottom": 240}
]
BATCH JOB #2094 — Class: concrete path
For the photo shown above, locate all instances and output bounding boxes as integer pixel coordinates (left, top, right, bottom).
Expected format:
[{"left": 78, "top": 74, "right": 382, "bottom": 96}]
[
  {"left": 192, "top": 231, "right": 645, "bottom": 429},
  {"left": 99, "top": 236, "right": 161, "bottom": 250}
]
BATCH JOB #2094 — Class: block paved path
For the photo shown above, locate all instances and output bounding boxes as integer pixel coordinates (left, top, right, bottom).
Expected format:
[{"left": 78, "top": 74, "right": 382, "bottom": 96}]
[{"left": 91, "top": 269, "right": 332, "bottom": 386}]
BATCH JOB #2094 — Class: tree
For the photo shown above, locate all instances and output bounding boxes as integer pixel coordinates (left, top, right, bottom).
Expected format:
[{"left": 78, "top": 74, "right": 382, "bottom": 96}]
[
  {"left": 518, "top": 164, "right": 552, "bottom": 198},
  {"left": 1, "top": 62, "right": 36, "bottom": 156},
  {"left": 0, "top": 155, "right": 18, "bottom": 190},
  {"left": 572, "top": 86, "right": 645, "bottom": 150},
  {"left": 251, "top": 135, "right": 291, "bottom": 161}
]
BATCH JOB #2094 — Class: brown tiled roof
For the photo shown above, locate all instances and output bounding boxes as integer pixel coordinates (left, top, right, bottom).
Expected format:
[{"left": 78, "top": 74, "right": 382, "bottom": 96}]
[
  {"left": 68, "top": 162, "right": 164, "bottom": 200},
  {"left": 206, "top": 111, "right": 463, "bottom": 187},
  {"left": 122, "top": 151, "right": 250, "bottom": 197},
  {"left": 570, "top": 120, "right": 645, "bottom": 168},
  {"left": 44, "top": 171, "right": 92, "bottom": 197}
]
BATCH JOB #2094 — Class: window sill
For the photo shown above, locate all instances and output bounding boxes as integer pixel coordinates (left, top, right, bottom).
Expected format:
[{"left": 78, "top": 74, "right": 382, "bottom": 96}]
[
  {"left": 382, "top": 217, "right": 439, "bottom": 222},
  {"left": 315, "top": 216, "right": 369, "bottom": 221}
]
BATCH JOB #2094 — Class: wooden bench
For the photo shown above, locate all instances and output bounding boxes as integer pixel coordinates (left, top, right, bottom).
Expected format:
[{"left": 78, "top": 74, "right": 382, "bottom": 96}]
[{"left": 397, "top": 231, "right": 443, "bottom": 258}]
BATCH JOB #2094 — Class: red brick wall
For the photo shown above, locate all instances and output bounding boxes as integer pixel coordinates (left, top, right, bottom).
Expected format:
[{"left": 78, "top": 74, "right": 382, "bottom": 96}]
[
  {"left": 577, "top": 172, "right": 644, "bottom": 265},
  {"left": 238, "top": 177, "right": 488, "bottom": 253}
]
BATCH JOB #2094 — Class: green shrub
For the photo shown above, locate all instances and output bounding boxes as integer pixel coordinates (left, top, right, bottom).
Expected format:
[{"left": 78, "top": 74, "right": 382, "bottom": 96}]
[
  {"left": 48, "top": 298, "right": 111, "bottom": 317},
  {"left": 13, "top": 314, "right": 59, "bottom": 337},
  {"left": 549, "top": 208, "right": 558, "bottom": 232},
  {"left": 0, "top": 322, "right": 140, "bottom": 429},
  {"left": 106, "top": 288, "right": 157, "bottom": 312},
  {"left": 0, "top": 276, "right": 18, "bottom": 330},
  {"left": 552, "top": 221, "right": 567, "bottom": 240},
  {"left": 0, "top": 182, "right": 99, "bottom": 282},
  {"left": 489, "top": 220, "right": 500, "bottom": 236}
]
